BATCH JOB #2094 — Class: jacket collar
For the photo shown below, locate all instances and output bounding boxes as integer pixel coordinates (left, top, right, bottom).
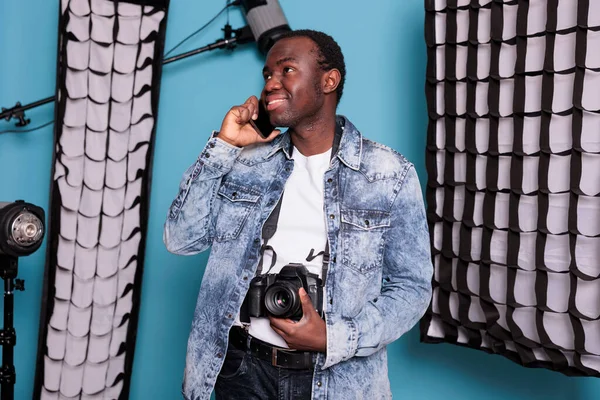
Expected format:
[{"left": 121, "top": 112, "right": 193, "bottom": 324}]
[{"left": 265, "top": 115, "right": 362, "bottom": 170}]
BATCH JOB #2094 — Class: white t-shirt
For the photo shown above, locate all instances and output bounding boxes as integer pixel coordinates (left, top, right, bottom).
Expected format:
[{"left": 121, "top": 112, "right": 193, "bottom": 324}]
[{"left": 237, "top": 146, "right": 331, "bottom": 348}]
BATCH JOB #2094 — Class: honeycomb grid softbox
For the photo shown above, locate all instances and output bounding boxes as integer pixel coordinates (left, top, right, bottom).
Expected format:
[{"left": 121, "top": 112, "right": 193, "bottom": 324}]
[
  {"left": 420, "top": 0, "right": 600, "bottom": 377},
  {"left": 33, "top": 0, "right": 171, "bottom": 398}
]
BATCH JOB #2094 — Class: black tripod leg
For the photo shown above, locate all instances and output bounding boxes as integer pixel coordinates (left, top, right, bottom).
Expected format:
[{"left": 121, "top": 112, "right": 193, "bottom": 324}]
[{"left": 0, "top": 256, "right": 17, "bottom": 400}]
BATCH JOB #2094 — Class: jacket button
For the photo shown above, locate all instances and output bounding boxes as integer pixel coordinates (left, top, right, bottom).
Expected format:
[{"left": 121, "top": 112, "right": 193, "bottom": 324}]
[
  {"left": 364, "top": 220, "right": 370, "bottom": 226},
  {"left": 327, "top": 178, "right": 333, "bottom": 183},
  {"left": 204, "top": 153, "right": 210, "bottom": 158},
  {"left": 317, "top": 381, "right": 322, "bottom": 387},
  {"left": 329, "top": 214, "right": 335, "bottom": 220},
  {"left": 217, "top": 352, "right": 223, "bottom": 358},
  {"left": 243, "top": 276, "right": 248, "bottom": 281},
  {"left": 227, "top": 313, "right": 232, "bottom": 318}
]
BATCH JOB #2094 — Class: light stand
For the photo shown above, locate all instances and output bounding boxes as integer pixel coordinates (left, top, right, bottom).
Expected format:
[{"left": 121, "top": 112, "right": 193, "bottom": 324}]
[
  {"left": 0, "top": 256, "right": 24, "bottom": 400},
  {"left": 0, "top": 24, "right": 255, "bottom": 129},
  {"left": 0, "top": 201, "right": 45, "bottom": 400}
]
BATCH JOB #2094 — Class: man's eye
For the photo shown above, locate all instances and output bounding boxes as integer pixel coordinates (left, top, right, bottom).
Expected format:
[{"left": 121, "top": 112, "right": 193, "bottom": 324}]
[
  {"left": 263, "top": 74, "right": 271, "bottom": 81},
  {"left": 283, "top": 67, "right": 294, "bottom": 73}
]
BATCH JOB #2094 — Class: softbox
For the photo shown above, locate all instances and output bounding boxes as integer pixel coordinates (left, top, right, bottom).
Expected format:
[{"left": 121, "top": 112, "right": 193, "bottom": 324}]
[
  {"left": 34, "top": 0, "right": 170, "bottom": 398},
  {"left": 421, "top": 0, "right": 600, "bottom": 377}
]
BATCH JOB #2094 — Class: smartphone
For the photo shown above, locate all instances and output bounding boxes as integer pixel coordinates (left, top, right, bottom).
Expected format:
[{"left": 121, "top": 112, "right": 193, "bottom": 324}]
[{"left": 248, "top": 101, "right": 275, "bottom": 139}]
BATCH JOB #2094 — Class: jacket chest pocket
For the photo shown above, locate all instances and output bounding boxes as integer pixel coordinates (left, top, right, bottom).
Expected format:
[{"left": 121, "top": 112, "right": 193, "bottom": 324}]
[
  {"left": 340, "top": 209, "right": 390, "bottom": 275},
  {"left": 215, "top": 182, "right": 261, "bottom": 242}
]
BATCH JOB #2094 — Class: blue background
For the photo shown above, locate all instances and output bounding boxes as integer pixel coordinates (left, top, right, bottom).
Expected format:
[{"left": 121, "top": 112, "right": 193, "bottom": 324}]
[{"left": 0, "top": 0, "right": 598, "bottom": 398}]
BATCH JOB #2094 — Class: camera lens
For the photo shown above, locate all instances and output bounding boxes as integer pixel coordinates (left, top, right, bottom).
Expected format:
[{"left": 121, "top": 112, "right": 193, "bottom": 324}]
[
  {"left": 264, "top": 283, "right": 301, "bottom": 319},
  {"left": 274, "top": 291, "right": 289, "bottom": 307}
]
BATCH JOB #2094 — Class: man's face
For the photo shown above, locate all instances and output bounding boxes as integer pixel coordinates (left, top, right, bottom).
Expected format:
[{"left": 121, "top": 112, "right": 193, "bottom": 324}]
[{"left": 261, "top": 37, "right": 325, "bottom": 128}]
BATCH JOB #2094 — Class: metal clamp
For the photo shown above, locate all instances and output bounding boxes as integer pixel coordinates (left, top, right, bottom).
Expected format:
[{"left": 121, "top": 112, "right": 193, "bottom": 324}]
[{"left": 0, "top": 328, "right": 16, "bottom": 346}]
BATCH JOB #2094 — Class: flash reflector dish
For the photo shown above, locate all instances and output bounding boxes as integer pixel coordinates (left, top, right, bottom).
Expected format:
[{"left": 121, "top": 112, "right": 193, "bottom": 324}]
[{"left": 0, "top": 201, "right": 45, "bottom": 257}]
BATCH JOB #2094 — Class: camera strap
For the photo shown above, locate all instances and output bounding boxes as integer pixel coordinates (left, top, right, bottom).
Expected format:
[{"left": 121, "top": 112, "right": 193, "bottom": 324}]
[
  {"left": 305, "top": 243, "right": 330, "bottom": 285},
  {"left": 255, "top": 121, "right": 343, "bottom": 286},
  {"left": 255, "top": 198, "right": 282, "bottom": 276}
]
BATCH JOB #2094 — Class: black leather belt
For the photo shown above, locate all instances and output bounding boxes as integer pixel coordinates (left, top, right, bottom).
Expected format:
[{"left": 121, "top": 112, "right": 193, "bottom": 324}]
[{"left": 229, "top": 326, "right": 316, "bottom": 370}]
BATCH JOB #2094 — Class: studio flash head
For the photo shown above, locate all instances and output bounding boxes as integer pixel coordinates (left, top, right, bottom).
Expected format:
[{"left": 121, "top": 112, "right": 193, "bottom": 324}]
[
  {"left": 240, "top": 0, "right": 291, "bottom": 54},
  {"left": 0, "top": 200, "right": 45, "bottom": 399},
  {"left": 0, "top": 200, "right": 45, "bottom": 257}
]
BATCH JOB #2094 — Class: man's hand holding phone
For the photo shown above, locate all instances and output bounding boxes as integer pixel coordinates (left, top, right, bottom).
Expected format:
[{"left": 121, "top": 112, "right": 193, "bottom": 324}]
[{"left": 217, "top": 96, "right": 280, "bottom": 147}]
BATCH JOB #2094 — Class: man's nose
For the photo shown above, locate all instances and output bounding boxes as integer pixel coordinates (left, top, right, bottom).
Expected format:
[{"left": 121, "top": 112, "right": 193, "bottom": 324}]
[{"left": 264, "top": 75, "right": 282, "bottom": 92}]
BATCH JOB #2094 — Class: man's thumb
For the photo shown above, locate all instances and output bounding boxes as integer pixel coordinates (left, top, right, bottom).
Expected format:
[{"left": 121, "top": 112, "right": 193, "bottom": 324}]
[{"left": 299, "top": 288, "right": 313, "bottom": 311}]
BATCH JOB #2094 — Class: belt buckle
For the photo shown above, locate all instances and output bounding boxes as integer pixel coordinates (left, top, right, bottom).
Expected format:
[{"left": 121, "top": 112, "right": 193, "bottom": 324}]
[{"left": 271, "top": 347, "right": 278, "bottom": 367}]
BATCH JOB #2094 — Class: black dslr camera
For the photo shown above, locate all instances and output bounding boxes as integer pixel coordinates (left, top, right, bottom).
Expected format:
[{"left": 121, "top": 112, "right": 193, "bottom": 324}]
[{"left": 241, "top": 263, "right": 323, "bottom": 321}]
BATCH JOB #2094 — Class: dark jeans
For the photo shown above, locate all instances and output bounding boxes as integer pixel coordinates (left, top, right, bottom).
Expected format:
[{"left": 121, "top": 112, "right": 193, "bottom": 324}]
[{"left": 214, "top": 346, "right": 314, "bottom": 400}]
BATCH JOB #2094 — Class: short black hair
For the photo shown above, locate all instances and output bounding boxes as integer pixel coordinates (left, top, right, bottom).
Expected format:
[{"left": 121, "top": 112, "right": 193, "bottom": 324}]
[{"left": 277, "top": 29, "right": 346, "bottom": 105}]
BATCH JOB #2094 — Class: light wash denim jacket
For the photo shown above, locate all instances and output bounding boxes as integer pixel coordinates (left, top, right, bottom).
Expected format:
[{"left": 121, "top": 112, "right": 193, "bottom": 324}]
[{"left": 164, "top": 116, "right": 433, "bottom": 400}]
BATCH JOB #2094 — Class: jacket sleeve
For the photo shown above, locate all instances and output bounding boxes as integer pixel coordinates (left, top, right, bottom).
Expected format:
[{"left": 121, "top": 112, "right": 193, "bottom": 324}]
[
  {"left": 163, "top": 135, "right": 242, "bottom": 255},
  {"left": 323, "top": 165, "right": 433, "bottom": 368}
]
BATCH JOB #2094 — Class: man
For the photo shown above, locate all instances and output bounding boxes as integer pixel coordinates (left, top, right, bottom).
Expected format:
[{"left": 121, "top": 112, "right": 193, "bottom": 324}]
[{"left": 164, "top": 29, "right": 433, "bottom": 400}]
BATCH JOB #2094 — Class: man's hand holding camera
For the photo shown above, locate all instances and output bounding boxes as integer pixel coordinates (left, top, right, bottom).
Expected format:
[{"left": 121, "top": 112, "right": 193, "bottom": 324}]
[
  {"left": 217, "top": 96, "right": 280, "bottom": 147},
  {"left": 268, "top": 287, "right": 327, "bottom": 353}
]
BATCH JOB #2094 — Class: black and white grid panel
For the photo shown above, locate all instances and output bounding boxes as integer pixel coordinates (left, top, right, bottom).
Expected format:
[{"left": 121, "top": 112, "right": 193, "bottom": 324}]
[
  {"left": 420, "top": 0, "right": 600, "bottom": 377},
  {"left": 34, "top": 0, "right": 169, "bottom": 398}
]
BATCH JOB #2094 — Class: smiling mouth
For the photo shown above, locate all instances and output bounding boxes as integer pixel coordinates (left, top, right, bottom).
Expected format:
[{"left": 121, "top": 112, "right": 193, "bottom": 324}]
[{"left": 266, "top": 99, "right": 286, "bottom": 111}]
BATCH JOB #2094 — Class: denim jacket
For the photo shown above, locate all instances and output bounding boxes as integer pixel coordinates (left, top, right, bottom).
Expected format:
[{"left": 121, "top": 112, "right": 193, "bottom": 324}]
[{"left": 164, "top": 116, "right": 433, "bottom": 400}]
